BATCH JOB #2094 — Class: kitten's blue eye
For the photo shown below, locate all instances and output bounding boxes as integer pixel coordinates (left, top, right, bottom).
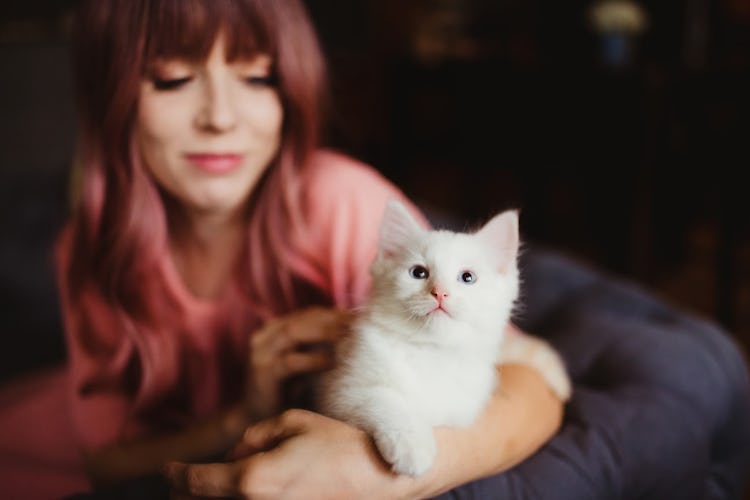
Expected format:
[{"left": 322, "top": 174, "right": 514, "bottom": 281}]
[
  {"left": 409, "top": 265, "right": 429, "bottom": 279},
  {"left": 459, "top": 271, "right": 476, "bottom": 284}
]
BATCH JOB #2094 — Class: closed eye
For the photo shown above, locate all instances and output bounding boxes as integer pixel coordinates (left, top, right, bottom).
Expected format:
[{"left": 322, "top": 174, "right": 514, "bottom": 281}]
[
  {"left": 152, "top": 76, "right": 193, "bottom": 91},
  {"left": 245, "top": 75, "right": 277, "bottom": 87}
]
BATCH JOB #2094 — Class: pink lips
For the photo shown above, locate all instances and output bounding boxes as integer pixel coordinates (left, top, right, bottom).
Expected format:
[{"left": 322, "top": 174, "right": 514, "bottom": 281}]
[{"left": 184, "top": 153, "right": 244, "bottom": 174}]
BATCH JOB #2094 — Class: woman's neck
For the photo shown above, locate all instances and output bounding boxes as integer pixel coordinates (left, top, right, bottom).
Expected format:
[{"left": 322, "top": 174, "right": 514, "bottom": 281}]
[{"left": 169, "top": 207, "right": 247, "bottom": 300}]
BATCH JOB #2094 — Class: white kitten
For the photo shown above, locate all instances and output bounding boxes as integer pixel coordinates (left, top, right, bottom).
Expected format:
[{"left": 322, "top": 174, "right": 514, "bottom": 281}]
[{"left": 319, "top": 200, "right": 571, "bottom": 476}]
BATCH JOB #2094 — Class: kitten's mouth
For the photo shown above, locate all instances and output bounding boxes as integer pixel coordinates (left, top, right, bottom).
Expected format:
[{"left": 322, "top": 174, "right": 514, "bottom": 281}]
[{"left": 428, "top": 305, "right": 451, "bottom": 317}]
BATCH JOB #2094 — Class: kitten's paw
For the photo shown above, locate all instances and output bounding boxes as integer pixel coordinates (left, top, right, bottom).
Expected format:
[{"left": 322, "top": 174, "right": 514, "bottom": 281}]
[
  {"left": 502, "top": 334, "right": 572, "bottom": 401},
  {"left": 374, "top": 427, "right": 436, "bottom": 477},
  {"left": 535, "top": 345, "right": 572, "bottom": 400},
  {"left": 547, "top": 359, "right": 572, "bottom": 401}
]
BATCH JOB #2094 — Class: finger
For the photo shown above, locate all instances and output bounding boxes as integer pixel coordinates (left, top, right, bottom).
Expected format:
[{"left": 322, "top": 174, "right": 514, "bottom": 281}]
[
  {"left": 283, "top": 350, "right": 335, "bottom": 375},
  {"left": 298, "top": 316, "right": 351, "bottom": 342},
  {"left": 250, "top": 309, "right": 352, "bottom": 363},
  {"left": 227, "top": 413, "right": 301, "bottom": 459},
  {"left": 227, "top": 410, "right": 310, "bottom": 460},
  {"left": 285, "top": 310, "right": 352, "bottom": 343},
  {"left": 251, "top": 318, "right": 291, "bottom": 353},
  {"left": 163, "top": 461, "right": 238, "bottom": 498}
]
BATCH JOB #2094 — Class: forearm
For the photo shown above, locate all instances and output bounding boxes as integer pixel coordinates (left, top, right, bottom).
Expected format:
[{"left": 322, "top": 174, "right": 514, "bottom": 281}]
[
  {"left": 85, "top": 403, "right": 250, "bottom": 488},
  {"left": 401, "top": 363, "right": 564, "bottom": 499}
]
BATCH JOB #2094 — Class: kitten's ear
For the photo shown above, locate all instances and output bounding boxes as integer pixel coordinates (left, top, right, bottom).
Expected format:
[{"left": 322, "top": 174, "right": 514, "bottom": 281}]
[
  {"left": 378, "top": 199, "right": 423, "bottom": 259},
  {"left": 476, "top": 210, "right": 519, "bottom": 273}
]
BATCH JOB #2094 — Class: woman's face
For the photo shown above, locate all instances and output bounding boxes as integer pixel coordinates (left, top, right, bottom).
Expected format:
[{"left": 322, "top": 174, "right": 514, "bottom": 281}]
[{"left": 136, "top": 36, "right": 283, "bottom": 219}]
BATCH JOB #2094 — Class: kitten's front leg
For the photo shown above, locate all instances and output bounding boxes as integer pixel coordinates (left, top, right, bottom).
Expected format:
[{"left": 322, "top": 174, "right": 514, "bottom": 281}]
[
  {"left": 501, "top": 332, "right": 572, "bottom": 401},
  {"left": 362, "top": 387, "right": 436, "bottom": 477}
]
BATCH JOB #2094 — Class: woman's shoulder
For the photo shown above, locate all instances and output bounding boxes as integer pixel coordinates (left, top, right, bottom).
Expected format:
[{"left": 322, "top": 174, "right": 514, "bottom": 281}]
[
  {"left": 303, "top": 149, "right": 396, "bottom": 195},
  {"left": 301, "top": 149, "right": 407, "bottom": 212},
  {"left": 299, "top": 149, "right": 425, "bottom": 229}
]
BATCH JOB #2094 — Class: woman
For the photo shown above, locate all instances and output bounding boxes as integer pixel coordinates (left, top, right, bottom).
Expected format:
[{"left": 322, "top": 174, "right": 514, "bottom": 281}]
[{"left": 60, "top": 0, "right": 563, "bottom": 497}]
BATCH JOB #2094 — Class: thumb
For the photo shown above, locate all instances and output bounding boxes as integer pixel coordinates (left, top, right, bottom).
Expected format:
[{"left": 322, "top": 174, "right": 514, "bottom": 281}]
[{"left": 227, "top": 409, "right": 312, "bottom": 460}]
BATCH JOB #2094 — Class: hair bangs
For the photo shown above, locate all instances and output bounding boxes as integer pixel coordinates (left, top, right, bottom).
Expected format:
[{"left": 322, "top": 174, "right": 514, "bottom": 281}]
[{"left": 142, "top": 0, "right": 274, "bottom": 71}]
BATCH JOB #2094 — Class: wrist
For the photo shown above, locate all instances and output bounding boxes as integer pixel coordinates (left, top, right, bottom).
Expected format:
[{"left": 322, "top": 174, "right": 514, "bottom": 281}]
[
  {"left": 388, "top": 429, "right": 481, "bottom": 499},
  {"left": 390, "top": 467, "right": 441, "bottom": 500},
  {"left": 354, "top": 429, "right": 425, "bottom": 500}
]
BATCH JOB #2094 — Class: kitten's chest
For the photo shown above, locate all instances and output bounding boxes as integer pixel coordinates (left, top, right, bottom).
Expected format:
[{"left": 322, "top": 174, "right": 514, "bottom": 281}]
[{"left": 393, "top": 344, "right": 497, "bottom": 426}]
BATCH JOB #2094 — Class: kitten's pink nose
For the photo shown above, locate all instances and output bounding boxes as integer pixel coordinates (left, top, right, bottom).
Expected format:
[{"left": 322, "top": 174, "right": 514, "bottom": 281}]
[{"left": 431, "top": 287, "right": 449, "bottom": 303}]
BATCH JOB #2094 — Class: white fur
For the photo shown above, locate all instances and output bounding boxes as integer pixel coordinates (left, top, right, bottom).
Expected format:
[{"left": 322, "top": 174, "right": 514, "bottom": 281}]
[{"left": 320, "top": 200, "right": 569, "bottom": 476}]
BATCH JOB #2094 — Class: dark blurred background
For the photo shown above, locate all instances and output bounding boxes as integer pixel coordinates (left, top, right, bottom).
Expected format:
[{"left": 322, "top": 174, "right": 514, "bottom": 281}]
[{"left": 0, "top": 0, "right": 748, "bottom": 383}]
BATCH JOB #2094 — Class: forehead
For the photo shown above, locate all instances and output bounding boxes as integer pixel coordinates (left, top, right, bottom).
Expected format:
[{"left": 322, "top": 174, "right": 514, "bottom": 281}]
[{"left": 418, "top": 231, "right": 488, "bottom": 269}]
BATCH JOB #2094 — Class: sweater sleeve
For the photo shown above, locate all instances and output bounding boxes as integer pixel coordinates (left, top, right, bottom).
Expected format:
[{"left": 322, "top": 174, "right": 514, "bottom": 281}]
[{"left": 298, "top": 150, "right": 428, "bottom": 309}]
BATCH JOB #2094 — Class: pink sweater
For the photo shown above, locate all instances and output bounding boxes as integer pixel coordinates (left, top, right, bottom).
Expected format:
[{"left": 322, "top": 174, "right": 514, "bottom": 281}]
[
  {"left": 61, "top": 150, "right": 422, "bottom": 451},
  {"left": 0, "top": 151, "right": 423, "bottom": 498}
]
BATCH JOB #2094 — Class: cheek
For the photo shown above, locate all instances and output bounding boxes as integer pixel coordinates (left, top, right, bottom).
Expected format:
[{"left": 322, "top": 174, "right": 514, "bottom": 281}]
[
  {"left": 380, "top": 271, "right": 420, "bottom": 300},
  {"left": 400, "top": 278, "right": 430, "bottom": 304},
  {"left": 137, "top": 90, "right": 191, "bottom": 144},
  {"left": 135, "top": 126, "right": 173, "bottom": 190},
  {"left": 242, "top": 93, "right": 284, "bottom": 142},
  {"left": 136, "top": 93, "right": 193, "bottom": 171},
  {"left": 449, "top": 284, "right": 485, "bottom": 314}
]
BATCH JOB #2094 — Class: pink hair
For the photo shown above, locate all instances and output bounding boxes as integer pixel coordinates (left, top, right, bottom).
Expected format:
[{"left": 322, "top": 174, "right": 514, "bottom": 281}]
[{"left": 62, "top": 0, "right": 327, "bottom": 407}]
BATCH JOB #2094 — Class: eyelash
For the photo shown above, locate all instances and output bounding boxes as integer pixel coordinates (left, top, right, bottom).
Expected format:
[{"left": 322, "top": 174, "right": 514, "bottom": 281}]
[
  {"left": 152, "top": 77, "right": 192, "bottom": 91},
  {"left": 245, "top": 75, "right": 276, "bottom": 87},
  {"left": 151, "top": 75, "right": 276, "bottom": 92}
]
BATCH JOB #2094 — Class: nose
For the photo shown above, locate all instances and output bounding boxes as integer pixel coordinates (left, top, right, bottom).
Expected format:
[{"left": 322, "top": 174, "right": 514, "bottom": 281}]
[
  {"left": 431, "top": 286, "right": 449, "bottom": 302},
  {"left": 196, "top": 78, "right": 237, "bottom": 132}
]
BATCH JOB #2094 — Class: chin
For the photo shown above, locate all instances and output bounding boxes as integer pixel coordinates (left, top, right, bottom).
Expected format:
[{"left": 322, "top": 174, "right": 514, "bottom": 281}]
[
  {"left": 190, "top": 192, "right": 247, "bottom": 215},
  {"left": 422, "top": 310, "right": 454, "bottom": 328}
]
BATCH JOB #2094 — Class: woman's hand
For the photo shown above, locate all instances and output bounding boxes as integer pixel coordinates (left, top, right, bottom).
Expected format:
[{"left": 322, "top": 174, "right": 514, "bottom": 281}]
[
  {"left": 245, "top": 307, "right": 353, "bottom": 420},
  {"left": 165, "top": 363, "right": 563, "bottom": 499},
  {"left": 164, "top": 409, "right": 407, "bottom": 500}
]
